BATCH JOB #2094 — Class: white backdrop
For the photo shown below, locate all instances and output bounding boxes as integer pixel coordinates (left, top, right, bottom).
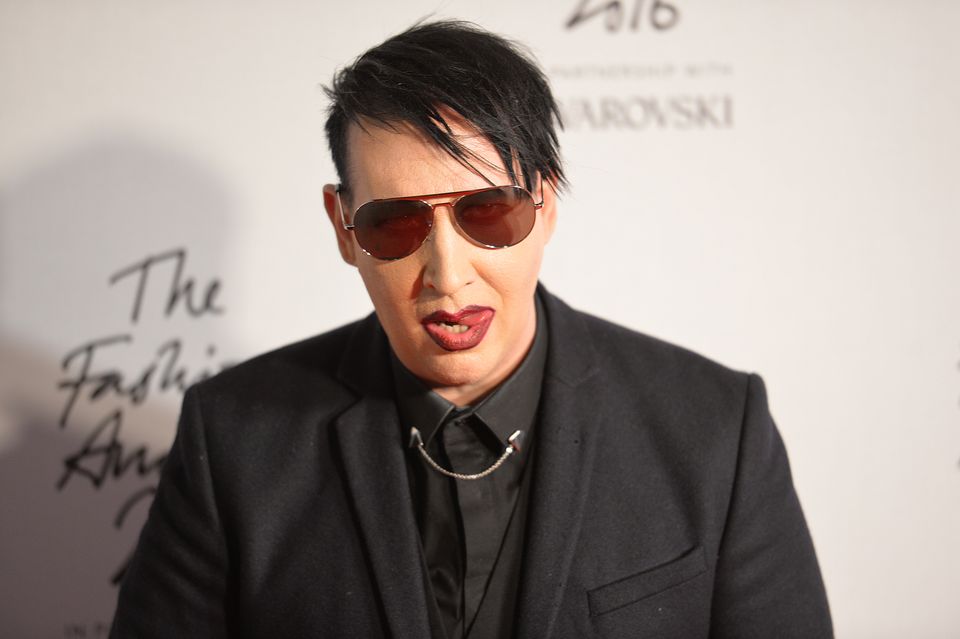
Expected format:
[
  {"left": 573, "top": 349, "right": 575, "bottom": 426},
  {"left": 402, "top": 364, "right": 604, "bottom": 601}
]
[{"left": 1, "top": 1, "right": 958, "bottom": 637}]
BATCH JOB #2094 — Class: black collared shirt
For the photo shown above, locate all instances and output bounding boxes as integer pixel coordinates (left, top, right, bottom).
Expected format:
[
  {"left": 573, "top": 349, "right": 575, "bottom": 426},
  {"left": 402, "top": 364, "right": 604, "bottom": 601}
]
[{"left": 391, "top": 296, "right": 548, "bottom": 639}]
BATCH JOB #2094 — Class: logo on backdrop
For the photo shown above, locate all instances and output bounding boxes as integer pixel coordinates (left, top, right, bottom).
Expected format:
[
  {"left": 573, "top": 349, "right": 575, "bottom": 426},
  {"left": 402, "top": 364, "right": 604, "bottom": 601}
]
[
  {"left": 55, "top": 247, "right": 234, "bottom": 587},
  {"left": 558, "top": 93, "right": 732, "bottom": 131},
  {"left": 557, "top": 1, "right": 735, "bottom": 133}
]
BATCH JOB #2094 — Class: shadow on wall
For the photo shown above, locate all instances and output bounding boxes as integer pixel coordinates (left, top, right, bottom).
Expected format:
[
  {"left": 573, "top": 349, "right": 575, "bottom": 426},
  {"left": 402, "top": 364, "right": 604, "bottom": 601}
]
[{"left": 0, "top": 133, "right": 243, "bottom": 638}]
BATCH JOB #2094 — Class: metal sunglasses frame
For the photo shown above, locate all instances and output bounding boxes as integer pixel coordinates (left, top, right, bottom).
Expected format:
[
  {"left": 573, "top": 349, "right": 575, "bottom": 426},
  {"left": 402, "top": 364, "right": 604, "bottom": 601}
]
[{"left": 335, "top": 180, "right": 545, "bottom": 259}]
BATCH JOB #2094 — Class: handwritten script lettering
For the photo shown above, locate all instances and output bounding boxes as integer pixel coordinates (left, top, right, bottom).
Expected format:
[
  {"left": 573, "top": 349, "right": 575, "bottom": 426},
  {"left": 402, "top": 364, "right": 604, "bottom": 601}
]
[
  {"left": 57, "top": 410, "right": 166, "bottom": 491},
  {"left": 58, "top": 336, "right": 223, "bottom": 428},
  {"left": 56, "top": 247, "right": 232, "bottom": 586},
  {"left": 109, "top": 248, "right": 224, "bottom": 324}
]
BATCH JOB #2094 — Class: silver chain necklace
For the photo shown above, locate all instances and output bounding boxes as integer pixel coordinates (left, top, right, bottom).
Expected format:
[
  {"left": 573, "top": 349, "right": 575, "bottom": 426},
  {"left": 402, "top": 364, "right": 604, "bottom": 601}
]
[{"left": 408, "top": 427, "right": 525, "bottom": 481}]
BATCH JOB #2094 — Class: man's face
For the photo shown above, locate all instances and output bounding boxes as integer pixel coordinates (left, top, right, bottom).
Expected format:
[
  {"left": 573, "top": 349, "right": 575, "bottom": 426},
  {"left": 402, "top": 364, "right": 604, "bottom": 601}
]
[{"left": 323, "top": 116, "right": 557, "bottom": 406}]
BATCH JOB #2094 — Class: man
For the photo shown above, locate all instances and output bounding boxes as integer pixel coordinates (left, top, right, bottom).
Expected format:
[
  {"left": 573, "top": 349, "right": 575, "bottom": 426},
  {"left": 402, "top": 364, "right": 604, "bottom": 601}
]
[{"left": 112, "top": 20, "right": 833, "bottom": 638}]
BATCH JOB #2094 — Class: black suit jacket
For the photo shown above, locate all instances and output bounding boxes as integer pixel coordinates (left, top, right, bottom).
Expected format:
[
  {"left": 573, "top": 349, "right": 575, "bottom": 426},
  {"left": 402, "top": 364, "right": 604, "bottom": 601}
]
[{"left": 112, "top": 287, "right": 832, "bottom": 638}]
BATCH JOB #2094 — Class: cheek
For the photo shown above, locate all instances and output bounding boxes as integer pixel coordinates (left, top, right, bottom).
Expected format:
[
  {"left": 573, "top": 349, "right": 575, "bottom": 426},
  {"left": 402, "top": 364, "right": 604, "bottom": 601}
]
[
  {"left": 357, "top": 261, "right": 421, "bottom": 323},
  {"left": 484, "top": 243, "right": 546, "bottom": 299}
]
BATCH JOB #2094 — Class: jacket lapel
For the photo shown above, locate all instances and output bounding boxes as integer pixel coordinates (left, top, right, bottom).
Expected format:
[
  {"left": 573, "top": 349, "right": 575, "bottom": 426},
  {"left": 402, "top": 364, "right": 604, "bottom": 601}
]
[
  {"left": 514, "top": 288, "right": 603, "bottom": 639},
  {"left": 333, "top": 315, "right": 432, "bottom": 639}
]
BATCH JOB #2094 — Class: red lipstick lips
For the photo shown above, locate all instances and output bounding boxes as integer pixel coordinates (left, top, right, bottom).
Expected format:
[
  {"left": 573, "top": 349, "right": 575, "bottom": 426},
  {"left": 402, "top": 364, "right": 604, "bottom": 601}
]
[{"left": 421, "top": 305, "right": 495, "bottom": 351}]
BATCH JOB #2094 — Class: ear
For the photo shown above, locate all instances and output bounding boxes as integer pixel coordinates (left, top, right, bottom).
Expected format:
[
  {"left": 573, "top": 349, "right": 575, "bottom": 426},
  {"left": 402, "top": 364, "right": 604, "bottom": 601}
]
[
  {"left": 538, "top": 177, "right": 559, "bottom": 244},
  {"left": 323, "top": 183, "right": 358, "bottom": 266}
]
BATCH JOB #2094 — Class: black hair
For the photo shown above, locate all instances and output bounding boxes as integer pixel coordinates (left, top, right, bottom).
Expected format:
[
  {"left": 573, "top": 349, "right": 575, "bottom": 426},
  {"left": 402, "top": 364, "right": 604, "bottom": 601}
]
[{"left": 324, "top": 20, "right": 565, "bottom": 195}]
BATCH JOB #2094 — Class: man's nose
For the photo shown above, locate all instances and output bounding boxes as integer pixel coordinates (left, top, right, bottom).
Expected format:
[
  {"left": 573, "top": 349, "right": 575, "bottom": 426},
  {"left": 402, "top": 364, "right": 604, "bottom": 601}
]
[{"left": 420, "top": 204, "right": 475, "bottom": 295}]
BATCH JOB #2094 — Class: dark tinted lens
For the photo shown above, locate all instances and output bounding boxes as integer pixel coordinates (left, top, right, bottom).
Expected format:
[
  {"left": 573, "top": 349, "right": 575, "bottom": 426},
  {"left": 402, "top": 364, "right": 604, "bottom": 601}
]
[
  {"left": 353, "top": 200, "right": 432, "bottom": 259},
  {"left": 454, "top": 187, "right": 535, "bottom": 248}
]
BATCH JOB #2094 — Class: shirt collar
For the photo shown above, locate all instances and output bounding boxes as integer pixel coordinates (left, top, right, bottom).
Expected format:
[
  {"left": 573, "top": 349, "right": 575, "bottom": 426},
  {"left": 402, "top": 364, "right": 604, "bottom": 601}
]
[{"left": 391, "top": 293, "right": 548, "bottom": 448}]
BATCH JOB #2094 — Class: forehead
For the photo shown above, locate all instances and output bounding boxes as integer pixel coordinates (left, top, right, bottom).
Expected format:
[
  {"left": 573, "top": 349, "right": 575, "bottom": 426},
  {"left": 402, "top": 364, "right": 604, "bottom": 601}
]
[{"left": 344, "top": 115, "right": 510, "bottom": 201}]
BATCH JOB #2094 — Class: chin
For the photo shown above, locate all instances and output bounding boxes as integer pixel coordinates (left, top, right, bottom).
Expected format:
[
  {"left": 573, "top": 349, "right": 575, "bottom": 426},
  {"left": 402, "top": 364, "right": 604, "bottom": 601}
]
[{"left": 414, "top": 352, "right": 491, "bottom": 389}]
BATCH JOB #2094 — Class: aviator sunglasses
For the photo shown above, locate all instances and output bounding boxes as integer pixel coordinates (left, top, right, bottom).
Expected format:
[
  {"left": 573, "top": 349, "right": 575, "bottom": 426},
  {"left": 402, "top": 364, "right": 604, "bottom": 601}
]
[{"left": 336, "top": 180, "right": 544, "bottom": 260}]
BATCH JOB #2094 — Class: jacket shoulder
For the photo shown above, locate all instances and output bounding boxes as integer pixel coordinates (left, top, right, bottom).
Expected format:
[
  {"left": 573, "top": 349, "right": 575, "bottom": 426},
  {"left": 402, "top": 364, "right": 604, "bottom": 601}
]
[
  {"left": 558, "top": 304, "right": 754, "bottom": 456},
  {"left": 189, "top": 316, "right": 369, "bottom": 418},
  {"left": 574, "top": 306, "right": 749, "bottom": 398}
]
